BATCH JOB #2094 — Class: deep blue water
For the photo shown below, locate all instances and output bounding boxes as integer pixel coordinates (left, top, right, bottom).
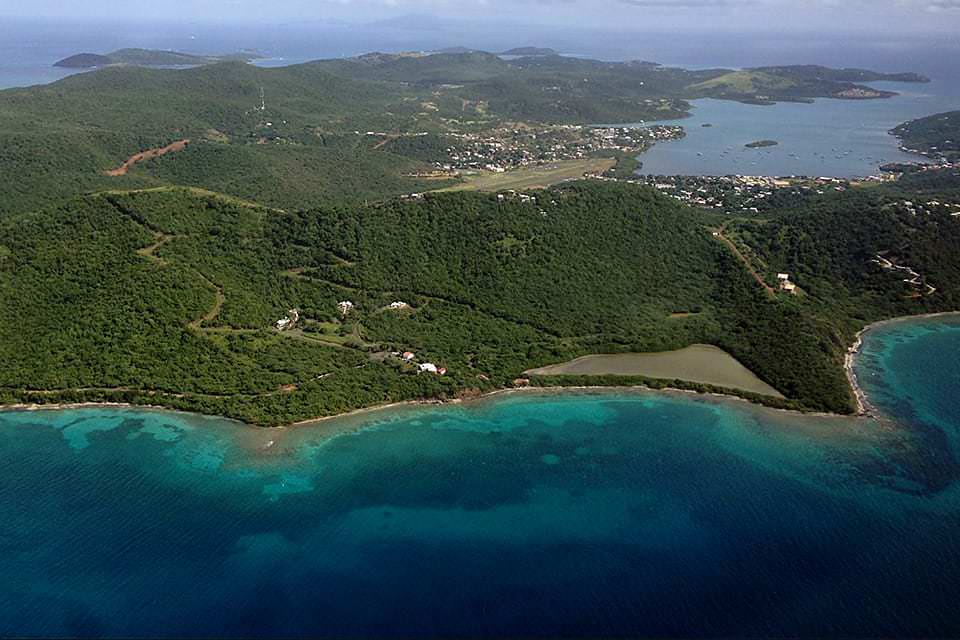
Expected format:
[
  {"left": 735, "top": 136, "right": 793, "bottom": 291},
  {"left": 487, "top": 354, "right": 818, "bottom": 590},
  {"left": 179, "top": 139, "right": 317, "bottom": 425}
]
[{"left": 1, "top": 316, "right": 960, "bottom": 637}]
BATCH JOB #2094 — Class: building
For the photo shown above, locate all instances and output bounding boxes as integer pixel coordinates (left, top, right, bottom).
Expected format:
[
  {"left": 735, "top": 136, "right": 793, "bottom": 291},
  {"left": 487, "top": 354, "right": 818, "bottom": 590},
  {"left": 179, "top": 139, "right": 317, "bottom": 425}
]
[
  {"left": 275, "top": 308, "right": 300, "bottom": 331},
  {"left": 419, "top": 363, "right": 439, "bottom": 374},
  {"left": 337, "top": 301, "right": 355, "bottom": 317},
  {"left": 402, "top": 352, "right": 416, "bottom": 361}
]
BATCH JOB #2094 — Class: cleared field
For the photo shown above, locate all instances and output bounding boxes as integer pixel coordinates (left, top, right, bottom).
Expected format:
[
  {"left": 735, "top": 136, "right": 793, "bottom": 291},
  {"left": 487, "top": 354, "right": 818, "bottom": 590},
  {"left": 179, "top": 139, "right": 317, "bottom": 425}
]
[
  {"left": 688, "top": 70, "right": 795, "bottom": 93},
  {"left": 526, "top": 344, "right": 784, "bottom": 398},
  {"left": 439, "top": 158, "right": 616, "bottom": 192}
]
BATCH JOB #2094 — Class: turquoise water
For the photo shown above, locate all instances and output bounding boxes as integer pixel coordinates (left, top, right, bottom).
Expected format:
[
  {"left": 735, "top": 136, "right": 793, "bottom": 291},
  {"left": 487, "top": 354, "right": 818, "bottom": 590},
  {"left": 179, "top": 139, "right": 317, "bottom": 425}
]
[
  {"left": 2, "top": 316, "right": 960, "bottom": 637},
  {"left": 636, "top": 81, "right": 960, "bottom": 178}
]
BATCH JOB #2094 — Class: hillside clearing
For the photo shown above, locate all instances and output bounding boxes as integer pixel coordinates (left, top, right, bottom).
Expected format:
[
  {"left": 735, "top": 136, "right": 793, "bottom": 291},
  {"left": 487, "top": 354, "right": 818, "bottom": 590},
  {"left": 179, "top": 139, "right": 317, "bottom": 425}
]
[
  {"left": 438, "top": 158, "right": 615, "bottom": 192},
  {"left": 525, "top": 345, "right": 784, "bottom": 398}
]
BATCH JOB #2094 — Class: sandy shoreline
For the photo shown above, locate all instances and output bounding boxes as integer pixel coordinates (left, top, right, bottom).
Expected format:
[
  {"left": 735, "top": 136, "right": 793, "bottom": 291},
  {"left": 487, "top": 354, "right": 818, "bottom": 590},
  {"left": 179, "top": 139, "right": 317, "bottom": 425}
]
[
  {"left": 4, "top": 311, "right": 958, "bottom": 429},
  {"left": 844, "top": 311, "right": 960, "bottom": 418}
]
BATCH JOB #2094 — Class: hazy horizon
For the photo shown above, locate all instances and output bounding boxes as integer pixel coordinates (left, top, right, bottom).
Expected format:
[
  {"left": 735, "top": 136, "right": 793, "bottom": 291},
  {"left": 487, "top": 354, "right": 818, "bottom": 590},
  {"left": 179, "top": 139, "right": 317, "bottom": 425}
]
[{"left": 3, "top": 0, "right": 960, "bottom": 36}]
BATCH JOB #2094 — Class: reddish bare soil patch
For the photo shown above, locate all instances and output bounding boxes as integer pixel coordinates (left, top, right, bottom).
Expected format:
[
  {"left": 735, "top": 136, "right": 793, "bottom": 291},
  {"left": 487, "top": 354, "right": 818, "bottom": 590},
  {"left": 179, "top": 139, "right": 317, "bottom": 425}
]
[{"left": 105, "top": 139, "right": 190, "bottom": 176}]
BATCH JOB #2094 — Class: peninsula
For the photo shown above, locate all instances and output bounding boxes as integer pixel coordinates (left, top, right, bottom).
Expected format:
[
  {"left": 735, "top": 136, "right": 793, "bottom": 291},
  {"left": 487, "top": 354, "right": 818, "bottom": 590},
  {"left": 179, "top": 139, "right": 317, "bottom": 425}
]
[{"left": 892, "top": 111, "right": 960, "bottom": 162}]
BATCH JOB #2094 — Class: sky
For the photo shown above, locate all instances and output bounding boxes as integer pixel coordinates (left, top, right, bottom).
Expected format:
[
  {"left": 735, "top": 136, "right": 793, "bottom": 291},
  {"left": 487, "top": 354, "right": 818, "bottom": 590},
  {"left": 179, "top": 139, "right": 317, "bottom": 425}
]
[{"left": 3, "top": 0, "right": 959, "bottom": 34}]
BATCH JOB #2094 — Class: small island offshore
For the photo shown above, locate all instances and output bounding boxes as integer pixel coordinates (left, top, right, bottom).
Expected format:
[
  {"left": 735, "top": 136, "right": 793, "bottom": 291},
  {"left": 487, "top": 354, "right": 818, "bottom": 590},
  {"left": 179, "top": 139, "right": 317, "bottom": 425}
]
[{"left": 745, "top": 139, "right": 779, "bottom": 148}]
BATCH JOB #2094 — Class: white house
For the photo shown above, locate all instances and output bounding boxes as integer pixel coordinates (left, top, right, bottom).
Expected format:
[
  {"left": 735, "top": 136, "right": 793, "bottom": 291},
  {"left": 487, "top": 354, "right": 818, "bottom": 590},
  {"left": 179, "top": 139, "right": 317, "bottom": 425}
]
[{"left": 419, "top": 363, "right": 439, "bottom": 374}]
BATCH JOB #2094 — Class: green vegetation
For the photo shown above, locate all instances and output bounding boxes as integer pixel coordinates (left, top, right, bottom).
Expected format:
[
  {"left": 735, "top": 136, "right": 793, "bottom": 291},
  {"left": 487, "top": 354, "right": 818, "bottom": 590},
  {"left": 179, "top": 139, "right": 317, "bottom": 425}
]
[
  {"left": 683, "top": 65, "right": 924, "bottom": 103},
  {"left": 892, "top": 111, "right": 960, "bottom": 161},
  {"left": 0, "top": 53, "right": 927, "bottom": 217},
  {"left": 1, "top": 55, "right": 954, "bottom": 426},
  {"left": 4, "top": 175, "right": 959, "bottom": 425},
  {"left": 438, "top": 158, "right": 615, "bottom": 192}
]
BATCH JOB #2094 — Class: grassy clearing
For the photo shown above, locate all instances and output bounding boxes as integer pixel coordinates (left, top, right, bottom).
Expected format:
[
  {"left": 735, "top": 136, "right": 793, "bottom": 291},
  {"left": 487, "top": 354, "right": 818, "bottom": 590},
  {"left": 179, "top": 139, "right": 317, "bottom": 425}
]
[
  {"left": 439, "top": 158, "right": 615, "bottom": 192},
  {"left": 525, "top": 345, "right": 784, "bottom": 398},
  {"left": 689, "top": 71, "right": 795, "bottom": 94}
]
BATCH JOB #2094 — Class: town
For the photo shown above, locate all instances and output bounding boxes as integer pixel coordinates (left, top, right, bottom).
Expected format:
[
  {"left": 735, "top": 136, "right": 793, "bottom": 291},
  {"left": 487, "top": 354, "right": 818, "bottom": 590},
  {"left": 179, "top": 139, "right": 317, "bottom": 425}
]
[{"left": 381, "top": 124, "right": 685, "bottom": 176}]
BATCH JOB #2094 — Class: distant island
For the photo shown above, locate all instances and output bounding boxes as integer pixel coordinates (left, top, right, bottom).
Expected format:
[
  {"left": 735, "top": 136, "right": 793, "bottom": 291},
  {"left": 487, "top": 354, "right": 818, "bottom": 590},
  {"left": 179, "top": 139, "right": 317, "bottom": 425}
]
[
  {"left": 54, "top": 48, "right": 262, "bottom": 69},
  {"left": 688, "top": 65, "right": 929, "bottom": 104},
  {"left": 501, "top": 47, "right": 559, "bottom": 57},
  {"left": 746, "top": 140, "right": 779, "bottom": 148}
]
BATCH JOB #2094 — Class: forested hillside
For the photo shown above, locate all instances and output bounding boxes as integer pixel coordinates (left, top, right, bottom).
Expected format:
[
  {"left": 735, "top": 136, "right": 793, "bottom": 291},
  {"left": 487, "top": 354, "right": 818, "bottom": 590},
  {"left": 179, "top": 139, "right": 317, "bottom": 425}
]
[
  {"left": 4, "top": 179, "right": 958, "bottom": 424},
  {"left": 0, "top": 52, "right": 929, "bottom": 217},
  {"left": 892, "top": 111, "right": 960, "bottom": 161}
]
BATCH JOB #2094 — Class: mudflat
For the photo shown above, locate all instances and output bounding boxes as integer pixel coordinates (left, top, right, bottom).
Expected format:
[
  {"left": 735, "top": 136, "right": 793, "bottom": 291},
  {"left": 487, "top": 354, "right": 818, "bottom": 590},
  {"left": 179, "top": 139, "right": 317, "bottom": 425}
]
[{"left": 526, "top": 344, "right": 784, "bottom": 397}]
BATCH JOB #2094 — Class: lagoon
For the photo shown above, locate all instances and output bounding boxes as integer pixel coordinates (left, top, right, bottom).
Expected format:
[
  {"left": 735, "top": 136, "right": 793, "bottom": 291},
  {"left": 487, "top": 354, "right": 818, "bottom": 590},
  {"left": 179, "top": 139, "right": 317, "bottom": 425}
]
[{"left": 2, "top": 316, "right": 960, "bottom": 636}]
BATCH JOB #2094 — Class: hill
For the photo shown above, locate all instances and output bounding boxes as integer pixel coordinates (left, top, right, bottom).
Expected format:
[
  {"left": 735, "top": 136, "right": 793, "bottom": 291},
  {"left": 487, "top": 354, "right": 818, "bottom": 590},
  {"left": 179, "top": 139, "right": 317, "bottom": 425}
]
[
  {"left": 3, "top": 176, "right": 960, "bottom": 425},
  {"left": 750, "top": 65, "right": 929, "bottom": 85},
  {"left": 53, "top": 53, "right": 112, "bottom": 68},
  {"left": 892, "top": 111, "right": 960, "bottom": 162},
  {"left": 0, "top": 51, "right": 931, "bottom": 218},
  {"left": 685, "top": 65, "right": 926, "bottom": 103}
]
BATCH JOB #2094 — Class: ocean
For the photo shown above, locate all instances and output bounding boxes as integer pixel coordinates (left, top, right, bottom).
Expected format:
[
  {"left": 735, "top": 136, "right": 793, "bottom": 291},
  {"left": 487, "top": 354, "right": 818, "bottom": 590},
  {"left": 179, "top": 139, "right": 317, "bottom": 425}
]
[{"left": 1, "top": 315, "right": 960, "bottom": 637}]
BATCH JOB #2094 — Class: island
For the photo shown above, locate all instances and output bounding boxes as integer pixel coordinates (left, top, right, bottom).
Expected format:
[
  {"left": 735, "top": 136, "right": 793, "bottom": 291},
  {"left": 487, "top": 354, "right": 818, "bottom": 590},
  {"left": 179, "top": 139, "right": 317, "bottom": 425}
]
[
  {"left": 501, "top": 47, "right": 559, "bottom": 57},
  {"left": 745, "top": 140, "right": 779, "bottom": 148},
  {"left": 2, "top": 51, "right": 957, "bottom": 427},
  {"left": 687, "top": 64, "right": 927, "bottom": 103},
  {"left": 54, "top": 48, "right": 262, "bottom": 68}
]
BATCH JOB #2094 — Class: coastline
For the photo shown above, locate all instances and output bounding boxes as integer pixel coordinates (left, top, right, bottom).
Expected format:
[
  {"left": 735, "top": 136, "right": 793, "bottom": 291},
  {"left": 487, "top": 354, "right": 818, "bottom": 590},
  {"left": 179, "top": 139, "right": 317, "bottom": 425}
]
[
  {"left": 844, "top": 311, "right": 960, "bottom": 418},
  {"left": 4, "top": 311, "right": 959, "bottom": 429}
]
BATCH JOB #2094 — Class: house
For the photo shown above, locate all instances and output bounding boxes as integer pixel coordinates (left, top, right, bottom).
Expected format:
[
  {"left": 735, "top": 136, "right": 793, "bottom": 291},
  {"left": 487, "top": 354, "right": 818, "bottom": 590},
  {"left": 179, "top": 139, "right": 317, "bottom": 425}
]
[
  {"left": 389, "top": 301, "right": 410, "bottom": 310},
  {"left": 777, "top": 274, "right": 798, "bottom": 294},
  {"left": 337, "top": 301, "right": 355, "bottom": 317},
  {"left": 275, "top": 308, "right": 300, "bottom": 331},
  {"left": 419, "top": 363, "right": 439, "bottom": 374},
  {"left": 402, "top": 351, "right": 416, "bottom": 361}
]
